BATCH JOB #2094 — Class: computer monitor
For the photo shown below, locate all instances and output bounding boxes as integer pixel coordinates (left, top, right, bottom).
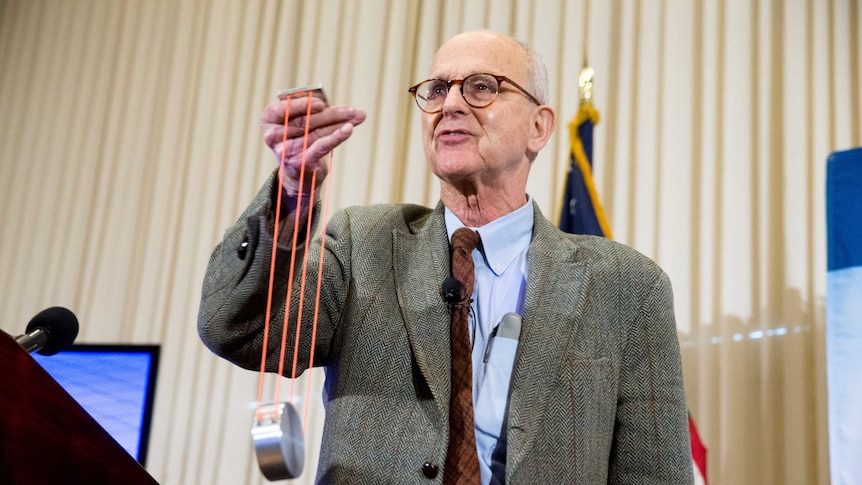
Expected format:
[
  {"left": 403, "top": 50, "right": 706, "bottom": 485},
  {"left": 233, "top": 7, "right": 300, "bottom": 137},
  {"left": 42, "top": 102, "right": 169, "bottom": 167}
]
[{"left": 31, "top": 344, "right": 160, "bottom": 465}]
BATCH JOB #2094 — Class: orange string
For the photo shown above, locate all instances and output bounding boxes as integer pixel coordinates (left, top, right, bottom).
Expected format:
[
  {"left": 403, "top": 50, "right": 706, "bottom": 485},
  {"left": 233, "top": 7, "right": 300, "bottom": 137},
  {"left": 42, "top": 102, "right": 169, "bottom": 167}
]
[
  {"left": 303, "top": 149, "right": 335, "bottom": 432},
  {"left": 256, "top": 93, "right": 293, "bottom": 419},
  {"left": 288, "top": 168, "right": 317, "bottom": 400},
  {"left": 256, "top": 90, "right": 335, "bottom": 428},
  {"left": 273, "top": 94, "right": 315, "bottom": 412}
]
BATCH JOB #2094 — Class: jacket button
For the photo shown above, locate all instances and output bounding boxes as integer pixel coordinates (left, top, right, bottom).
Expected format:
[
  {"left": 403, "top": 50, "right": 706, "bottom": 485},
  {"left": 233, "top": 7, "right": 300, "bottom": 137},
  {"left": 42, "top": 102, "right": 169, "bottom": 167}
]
[
  {"left": 421, "top": 462, "right": 438, "bottom": 479},
  {"left": 237, "top": 237, "right": 249, "bottom": 260}
]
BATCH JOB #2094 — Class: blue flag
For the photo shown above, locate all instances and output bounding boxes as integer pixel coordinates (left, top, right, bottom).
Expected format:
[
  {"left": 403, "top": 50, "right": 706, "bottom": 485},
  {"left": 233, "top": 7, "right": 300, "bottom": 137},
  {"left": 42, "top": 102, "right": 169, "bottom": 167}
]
[
  {"left": 558, "top": 103, "right": 612, "bottom": 238},
  {"left": 826, "top": 146, "right": 862, "bottom": 484}
]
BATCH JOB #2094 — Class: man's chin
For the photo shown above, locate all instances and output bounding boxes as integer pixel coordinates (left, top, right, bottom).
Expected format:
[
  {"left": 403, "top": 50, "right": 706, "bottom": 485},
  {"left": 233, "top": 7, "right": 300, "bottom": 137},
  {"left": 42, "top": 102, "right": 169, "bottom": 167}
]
[
  {"left": 431, "top": 153, "right": 480, "bottom": 174},
  {"left": 435, "top": 168, "right": 477, "bottom": 186}
]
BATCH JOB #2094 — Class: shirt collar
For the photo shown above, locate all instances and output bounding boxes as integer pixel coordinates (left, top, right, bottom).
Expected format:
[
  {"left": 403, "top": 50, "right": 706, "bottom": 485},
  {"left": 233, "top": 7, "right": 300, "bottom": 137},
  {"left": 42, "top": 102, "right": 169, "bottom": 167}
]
[{"left": 444, "top": 197, "right": 534, "bottom": 276}]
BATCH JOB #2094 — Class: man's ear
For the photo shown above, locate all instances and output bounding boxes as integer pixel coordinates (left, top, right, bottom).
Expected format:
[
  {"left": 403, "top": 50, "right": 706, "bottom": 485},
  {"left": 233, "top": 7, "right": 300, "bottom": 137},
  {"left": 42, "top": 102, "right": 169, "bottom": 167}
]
[{"left": 527, "top": 105, "right": 556, "bottom": 154}]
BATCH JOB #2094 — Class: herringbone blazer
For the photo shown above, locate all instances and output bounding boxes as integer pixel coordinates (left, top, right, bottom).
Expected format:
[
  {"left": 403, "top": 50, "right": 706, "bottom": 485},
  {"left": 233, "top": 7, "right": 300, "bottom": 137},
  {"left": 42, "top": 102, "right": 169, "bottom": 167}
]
[{"left": 198, "top": 176, "right": 693, "bottom": 484}]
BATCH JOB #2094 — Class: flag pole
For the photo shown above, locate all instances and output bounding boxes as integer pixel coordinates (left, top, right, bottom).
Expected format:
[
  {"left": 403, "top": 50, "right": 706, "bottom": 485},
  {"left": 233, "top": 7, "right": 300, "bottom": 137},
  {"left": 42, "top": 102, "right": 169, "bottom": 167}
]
[{"left": 579, "top": 58, "right": 595, "bottom": 106}]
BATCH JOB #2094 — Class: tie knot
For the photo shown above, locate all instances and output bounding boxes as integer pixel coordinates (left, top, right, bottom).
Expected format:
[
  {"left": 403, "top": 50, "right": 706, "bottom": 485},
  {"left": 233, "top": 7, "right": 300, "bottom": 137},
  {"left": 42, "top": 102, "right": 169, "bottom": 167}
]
[
  {"left": 450, "top": 228, "right": 480, "bottom": 300},
  {"left": 451, "top": 228, "right": 480, "bottom": 252}
]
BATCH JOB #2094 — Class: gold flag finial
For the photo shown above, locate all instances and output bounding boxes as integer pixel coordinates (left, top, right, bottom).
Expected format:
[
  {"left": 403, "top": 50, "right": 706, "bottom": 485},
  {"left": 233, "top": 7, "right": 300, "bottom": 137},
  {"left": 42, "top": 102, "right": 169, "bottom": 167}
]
[{"left": 579, "top": 59, "right": 594, "bottom": 105}]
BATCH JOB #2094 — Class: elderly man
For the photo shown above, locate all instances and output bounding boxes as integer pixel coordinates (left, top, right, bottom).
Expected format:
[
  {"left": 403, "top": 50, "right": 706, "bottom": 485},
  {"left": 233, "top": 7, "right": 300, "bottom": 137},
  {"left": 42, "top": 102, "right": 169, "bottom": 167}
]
[{"left": 199, "top": 30, "right": 693, "bottom": 484}]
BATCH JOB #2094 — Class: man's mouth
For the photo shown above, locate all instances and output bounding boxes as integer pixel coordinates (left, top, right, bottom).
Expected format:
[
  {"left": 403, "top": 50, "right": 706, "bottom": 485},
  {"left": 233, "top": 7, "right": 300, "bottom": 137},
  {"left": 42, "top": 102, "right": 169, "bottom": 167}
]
[{"left": 438, "top": 129, "right": 471, "bottom": 141}]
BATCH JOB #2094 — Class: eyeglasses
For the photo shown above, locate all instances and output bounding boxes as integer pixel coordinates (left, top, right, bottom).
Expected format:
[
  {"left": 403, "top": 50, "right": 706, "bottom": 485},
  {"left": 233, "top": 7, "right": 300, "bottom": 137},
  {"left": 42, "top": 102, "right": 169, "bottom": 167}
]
[{"left": 407, "top": 73, "right": 541, "bottom": 114}]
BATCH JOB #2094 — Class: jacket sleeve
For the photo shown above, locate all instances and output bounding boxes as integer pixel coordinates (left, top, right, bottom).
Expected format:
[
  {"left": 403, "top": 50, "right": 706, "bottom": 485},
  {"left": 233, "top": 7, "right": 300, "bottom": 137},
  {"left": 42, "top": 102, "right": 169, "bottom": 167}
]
[
  {"left": 609, "top": 268, "right": 694, "bottom": 484},
  {"left": 197, "top": 171, "right": 347, "bottom": 376}
]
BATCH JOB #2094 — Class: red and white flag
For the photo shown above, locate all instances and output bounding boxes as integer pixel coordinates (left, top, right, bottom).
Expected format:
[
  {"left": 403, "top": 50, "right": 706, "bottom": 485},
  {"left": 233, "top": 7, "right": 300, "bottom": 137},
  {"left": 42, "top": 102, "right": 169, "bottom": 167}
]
[{"left": 689, "top": 415, "right": 708, "bottom": 484}]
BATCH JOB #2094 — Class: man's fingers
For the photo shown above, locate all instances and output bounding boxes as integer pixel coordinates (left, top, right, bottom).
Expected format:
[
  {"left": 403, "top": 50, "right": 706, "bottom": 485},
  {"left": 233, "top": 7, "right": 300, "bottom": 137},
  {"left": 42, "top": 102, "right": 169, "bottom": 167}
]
[
  {"left": 261, "top": 99, "right": 363, "bottom": 131},
  {"left": 260, "top": 96, "right": 326, "bottom": 124},
  {"left": 264, "top": 118, "right": 355, "bottom": 153},
  {"left": 306, "top": 123, "right": 354, "bottom": 159},
  {"left": 274, "top": 123, "right": 355, "bottom": 171},
  {"left": 260, "top": 97, "right": 366, "bottom": 193},
  {"left": 261, "top": 108, "right": 364, "bottom": 150}
]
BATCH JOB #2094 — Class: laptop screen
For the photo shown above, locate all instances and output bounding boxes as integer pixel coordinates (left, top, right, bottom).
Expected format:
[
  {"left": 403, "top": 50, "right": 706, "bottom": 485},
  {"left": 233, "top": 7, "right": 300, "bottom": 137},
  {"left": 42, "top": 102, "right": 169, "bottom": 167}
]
[{"left": 32, "top": 344, "right": 160, "bottom": 465}]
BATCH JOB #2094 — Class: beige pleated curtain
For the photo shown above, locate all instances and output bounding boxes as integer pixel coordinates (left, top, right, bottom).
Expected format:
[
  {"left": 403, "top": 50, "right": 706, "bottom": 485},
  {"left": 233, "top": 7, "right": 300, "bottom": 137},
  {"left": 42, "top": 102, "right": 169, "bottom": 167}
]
[{"left": 1, "top": 1, "right": 859, "bottom": 484}]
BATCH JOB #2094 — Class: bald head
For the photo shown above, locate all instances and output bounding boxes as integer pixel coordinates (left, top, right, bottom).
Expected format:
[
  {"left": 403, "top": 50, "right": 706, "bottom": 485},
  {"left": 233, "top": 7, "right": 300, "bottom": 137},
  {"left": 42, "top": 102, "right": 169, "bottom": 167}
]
[{"left": 431, "top": 30, "right": 548, "bottom": 105}]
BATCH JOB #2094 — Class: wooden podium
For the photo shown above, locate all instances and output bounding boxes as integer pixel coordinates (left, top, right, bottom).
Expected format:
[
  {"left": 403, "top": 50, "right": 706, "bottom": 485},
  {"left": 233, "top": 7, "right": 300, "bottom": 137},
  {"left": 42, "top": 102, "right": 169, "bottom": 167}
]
[{"left": 0, "top": 330, "right": 159, "bottom": 484}]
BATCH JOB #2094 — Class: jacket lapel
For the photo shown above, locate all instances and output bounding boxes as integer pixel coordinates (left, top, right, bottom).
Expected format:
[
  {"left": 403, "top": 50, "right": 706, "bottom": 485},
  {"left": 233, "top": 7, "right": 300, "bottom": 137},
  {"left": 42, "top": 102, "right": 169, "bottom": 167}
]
[
  {"left": 392, "top": 203, "right": 453, "bottom": 418},
  {"left": 506, "top": 205, "right": 590, "bottom": 475}
]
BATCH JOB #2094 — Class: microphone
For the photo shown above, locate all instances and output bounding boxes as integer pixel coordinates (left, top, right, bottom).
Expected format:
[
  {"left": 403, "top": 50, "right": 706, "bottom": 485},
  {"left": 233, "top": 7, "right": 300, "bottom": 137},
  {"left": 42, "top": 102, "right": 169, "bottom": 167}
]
[
  {"left": 441, "top": 277, "right": 461, "bottom": 307},
  {"left": 14, "top": 307, "right": 79, "bottom": 356},
  {"left": 442, "top": 277, "right": 478, "bottom": 343}
]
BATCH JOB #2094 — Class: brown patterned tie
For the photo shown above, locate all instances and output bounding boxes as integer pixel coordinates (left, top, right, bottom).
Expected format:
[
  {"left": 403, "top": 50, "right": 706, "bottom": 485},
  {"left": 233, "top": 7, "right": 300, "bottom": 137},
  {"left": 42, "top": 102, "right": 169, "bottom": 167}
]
[{"left": 443, "top": 227, "right": 481, "bottom": 484}]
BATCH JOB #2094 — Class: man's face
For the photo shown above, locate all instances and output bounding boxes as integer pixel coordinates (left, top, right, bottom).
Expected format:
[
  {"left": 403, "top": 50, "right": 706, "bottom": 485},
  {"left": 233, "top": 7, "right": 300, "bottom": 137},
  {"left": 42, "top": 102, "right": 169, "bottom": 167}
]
[{"left": 421, "top": 32, "right": 540, "bottom": 189}]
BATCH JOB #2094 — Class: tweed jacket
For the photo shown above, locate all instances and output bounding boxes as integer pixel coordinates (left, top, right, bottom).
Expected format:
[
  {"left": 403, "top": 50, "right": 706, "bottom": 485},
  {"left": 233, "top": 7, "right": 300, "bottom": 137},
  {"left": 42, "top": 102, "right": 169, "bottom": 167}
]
[{"left": 198, "top": 176, "right": 693, "bottom": 484}]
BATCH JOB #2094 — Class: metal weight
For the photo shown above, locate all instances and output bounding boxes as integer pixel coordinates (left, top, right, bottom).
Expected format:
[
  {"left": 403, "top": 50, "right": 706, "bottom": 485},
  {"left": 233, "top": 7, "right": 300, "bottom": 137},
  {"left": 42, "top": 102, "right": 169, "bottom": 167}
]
[{"left": 252, "top": 402, "right": 305, "bottom": 480}]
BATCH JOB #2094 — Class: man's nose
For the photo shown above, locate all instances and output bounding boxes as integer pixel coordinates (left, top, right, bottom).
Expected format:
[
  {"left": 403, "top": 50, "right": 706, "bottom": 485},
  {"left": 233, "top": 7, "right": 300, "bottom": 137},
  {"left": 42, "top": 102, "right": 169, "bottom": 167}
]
[{"left": 441, "top": 83, "right": 468, "bottom": 114}]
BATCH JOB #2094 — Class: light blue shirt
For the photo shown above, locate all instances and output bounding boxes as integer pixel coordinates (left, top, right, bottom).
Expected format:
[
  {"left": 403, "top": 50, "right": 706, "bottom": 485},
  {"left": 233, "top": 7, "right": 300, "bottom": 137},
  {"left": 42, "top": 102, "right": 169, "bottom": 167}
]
[{"left": 445, "top": 199, "right": 533, "bottom": 485}]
